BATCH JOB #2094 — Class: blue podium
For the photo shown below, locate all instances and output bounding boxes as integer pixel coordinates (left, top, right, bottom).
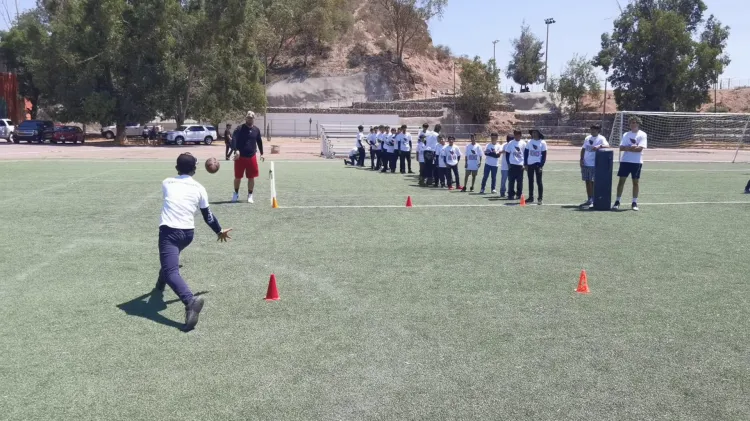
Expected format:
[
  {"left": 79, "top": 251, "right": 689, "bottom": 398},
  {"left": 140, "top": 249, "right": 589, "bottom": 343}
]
[{"left": 593, "top": 150, "right": 613, "bottom": 210}]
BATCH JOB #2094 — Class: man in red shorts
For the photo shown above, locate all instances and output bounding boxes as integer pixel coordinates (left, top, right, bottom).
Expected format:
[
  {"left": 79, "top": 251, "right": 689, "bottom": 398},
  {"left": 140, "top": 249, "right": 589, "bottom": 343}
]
[{"left": 231, "top": 111, "right": 264, "bottom": 203}]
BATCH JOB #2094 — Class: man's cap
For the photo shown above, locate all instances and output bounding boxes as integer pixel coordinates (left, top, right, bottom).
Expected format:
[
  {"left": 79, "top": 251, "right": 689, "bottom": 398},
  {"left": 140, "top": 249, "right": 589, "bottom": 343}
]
[
  {"left": 590, "top": 124, "right": 601, "bottom": 131},
  {"left": 245, "top": 111, "right": 255, "bottom": 119},
  {"left": 176, "top": 152, "right": 197, "bottom": 173},
  {"left": 529, "top": 129, "right": 545, "bottom": 139}
]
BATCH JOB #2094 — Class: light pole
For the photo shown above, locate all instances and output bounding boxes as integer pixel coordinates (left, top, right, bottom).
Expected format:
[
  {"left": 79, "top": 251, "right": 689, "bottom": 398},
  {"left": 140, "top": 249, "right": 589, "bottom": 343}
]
[
  {"left": 544, "top": 18, "right": 555, "bottom": 91},
  {"left": 453, "top": 61, "right": 457, "bottom": 125},
  {"left": 492, "top": 39, "right": 499, "bottom": 66}
]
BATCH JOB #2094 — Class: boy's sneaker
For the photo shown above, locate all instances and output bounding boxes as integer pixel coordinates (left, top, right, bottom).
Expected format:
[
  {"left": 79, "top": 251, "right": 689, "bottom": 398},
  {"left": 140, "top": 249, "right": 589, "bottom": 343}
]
[
  {"left": 537, "top": 199, "right": 544, "bottom": 205},
  {"left": 470, "top": 186, "right": 474, "bottom": 192},
  {"left": 632, "top": 202, "right": 639, "bottom": 211},
  {"left": 448, "top": 186, "right": 454, "bottom": 191},
  {"left": 612, "top": 200, "right": 621, "bottom": 210},
  {"left": 183, "top": 296, "right": 205, "bottom": 332},
  {"left": 247, "top": 194, "right": 254, "bottom": 204},
  {"left": 460, "top": 187, "right": 466, "bottom": 192},
  {"left": 491, "top": 189, "right": 497, "bottom": 194},
  {"left": 457, "top": 185, "right": 463, "bottom": 190},
  {"left": 526, "top": 197, "right": 534, "bottom": 204},
  {"left": 231, "top": 192, "right": 239, "bottom": 203},
  {"left": 479, "top": 189, "right": 485, "bottom": 194}
]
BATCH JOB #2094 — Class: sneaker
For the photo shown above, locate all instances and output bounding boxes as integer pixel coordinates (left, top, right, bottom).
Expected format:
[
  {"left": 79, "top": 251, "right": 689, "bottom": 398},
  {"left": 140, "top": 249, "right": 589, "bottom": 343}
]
[
  {"left": 461, "top": 187, "right": 467, "bottom": 192},
  {"left": 537, "top": 199, "right": 543, "bottom": 206},
  {"left": 500, "top": 194, "right": 507, "bottom": 199},
  {"left": 526, "top": 197, "right": 534, "bottom": 204},
  {"left": 183, "top": 296, "right": 205, "bottom": 332},
  {"left": 155, "top": 275, "right": 166, "bottom": 292},
  {"left": 491, "top": 189, "right": 497, "bottom": 194},
  {"left": 457, "top": 185, "right": 463, "bottom": 190},
  {"left": 448, "top": 186, "right": 454, "bottom": 191},
  {"left": 470, "top": 187, "right": 474, "bottom": 192},
  {"left": 632, "top": 202, "right": 639, "bottom": 211},
  {"left": 408, "top": 171, "right": 415, "bottom": 174},
  {"left": 247, "top": 194, "right": 254, "bottom": 204},
  {"left": 612, "top": 200, "right": 621, "bottom": 210},
  {"left": 480, "top": 189, "right": 485, "bottom": 194},
  {"left": 231, "top": 192, "right": 239, "bottom": 203}
]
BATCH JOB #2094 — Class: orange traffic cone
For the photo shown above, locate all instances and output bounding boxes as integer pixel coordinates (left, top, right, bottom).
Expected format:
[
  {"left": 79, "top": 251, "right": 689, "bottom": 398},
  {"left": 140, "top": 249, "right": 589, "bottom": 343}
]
[
  {"left": 576, "top": 270, "right": 590, "bottom": 294},
  {"left": 520, "top": 196, "right": 526, "bottom": 207},
  {"left": 265, "top": 274, "right": 280, "bottom": 300},
  {"left": 272, "top": 197, "right": 279, "bottom": 209},
  {"left": 406, "top": 196, "right": 413, "bottom": 208}
]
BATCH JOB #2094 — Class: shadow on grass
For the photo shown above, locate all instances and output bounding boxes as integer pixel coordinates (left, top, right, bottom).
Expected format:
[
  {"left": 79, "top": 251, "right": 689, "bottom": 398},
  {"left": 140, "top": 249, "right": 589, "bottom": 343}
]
[{"left": 117, "top": 290, "right": 209, "bottom": 330}]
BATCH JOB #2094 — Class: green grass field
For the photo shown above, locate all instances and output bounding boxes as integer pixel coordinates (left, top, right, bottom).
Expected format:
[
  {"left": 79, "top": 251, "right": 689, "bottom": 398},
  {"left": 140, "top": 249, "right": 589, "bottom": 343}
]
[{"left": 1, "top": 159, "right": 749, "bottom": 420}]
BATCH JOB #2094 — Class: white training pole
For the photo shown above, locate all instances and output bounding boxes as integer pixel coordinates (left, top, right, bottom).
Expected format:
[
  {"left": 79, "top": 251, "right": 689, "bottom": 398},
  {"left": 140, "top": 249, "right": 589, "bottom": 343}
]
[{"left": 269, "top": 161, "right": 277, "bottom": 204}]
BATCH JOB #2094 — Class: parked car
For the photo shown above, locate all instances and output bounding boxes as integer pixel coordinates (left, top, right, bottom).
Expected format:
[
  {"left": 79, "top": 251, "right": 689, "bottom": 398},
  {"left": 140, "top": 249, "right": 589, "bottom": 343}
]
[
  {"left": 101, "top": 123, "right": 162, "bottom": 139},
  {"left": 15, "top": 120, "right": 55, "bottom": 143},
  {"left": 52, "top": 126, "right": 85, "bottom": 144},
  {"left": 163, "top": 125, "right": 217, "bottom": 145},
  {"left": 0, "top": 118, "right": 15, "bottom": 142}
]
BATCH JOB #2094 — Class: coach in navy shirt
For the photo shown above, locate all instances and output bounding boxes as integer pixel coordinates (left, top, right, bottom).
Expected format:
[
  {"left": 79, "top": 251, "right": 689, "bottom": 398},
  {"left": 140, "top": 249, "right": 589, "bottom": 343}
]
[{"left": 231, "top": 111, "right": 264, "bottom": 203}]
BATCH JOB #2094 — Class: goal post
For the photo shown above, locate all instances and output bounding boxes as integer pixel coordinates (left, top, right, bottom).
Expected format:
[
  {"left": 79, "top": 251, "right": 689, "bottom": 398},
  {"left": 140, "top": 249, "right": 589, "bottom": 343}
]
[{"left": 610, "top": 111, "right": 750, "bottom": 162}]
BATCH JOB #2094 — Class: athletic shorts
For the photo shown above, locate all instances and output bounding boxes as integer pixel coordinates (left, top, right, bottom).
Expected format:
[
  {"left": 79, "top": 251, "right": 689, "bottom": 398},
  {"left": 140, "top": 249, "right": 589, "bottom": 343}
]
[
  {"left": 617, "top": 162, "right": 642, "bottom": 179},
  {"left": 234, "top": 155, "right": 259, "bottom": 179},
  {"left": 465, "top": 169, "right": 478, "bottom": 176},
  {"left": 581, "top": 166, "right": 596, "bottom": 181}
]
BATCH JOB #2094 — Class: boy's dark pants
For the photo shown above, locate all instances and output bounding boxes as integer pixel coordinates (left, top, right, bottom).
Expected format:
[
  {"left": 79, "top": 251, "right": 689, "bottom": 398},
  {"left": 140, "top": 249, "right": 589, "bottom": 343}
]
[
  {"left": 527, "top": 164, "right": 543, "bottom": 199},
  {"left": 357, "top": 147, "right": 366, "bottom": 166},
  {"left": 400, "top": 151, "right": 412, "bottom": 173},
  {"left": 508, "top": 164, "right": 524, "bottom": 198},
  {"left": 157, "top": 226, "right": 195, "bottom": 305},
  {"left": 369, "top": 147, "right": 376, "bottom": 169},
  {"left": 447, "top": 165, "right": 460, "bottom": 188}
]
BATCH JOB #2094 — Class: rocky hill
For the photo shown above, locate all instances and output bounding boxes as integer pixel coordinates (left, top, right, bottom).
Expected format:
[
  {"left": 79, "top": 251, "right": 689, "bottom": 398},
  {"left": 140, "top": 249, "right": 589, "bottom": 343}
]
[{"left": 265, "top": 0, "right": 459, "bottom": 108}]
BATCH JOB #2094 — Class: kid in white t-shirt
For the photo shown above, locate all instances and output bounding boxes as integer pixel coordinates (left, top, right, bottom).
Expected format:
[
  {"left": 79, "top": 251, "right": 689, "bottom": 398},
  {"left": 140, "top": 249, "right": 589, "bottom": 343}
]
[
  {"left": 614, "top": 117, "right": 648, "bottom": 211},
  {"left": 434, "top": 135, "right": 447, "bottom": 188},
  {"left": 524, "top": 129, "right": 548, "bottom": 205},
  {"left": 444, "top": 136, "right": 462, "bottom": 190},
  {"left": 462, "top": 134, "right": 483, "bottom": 192}
]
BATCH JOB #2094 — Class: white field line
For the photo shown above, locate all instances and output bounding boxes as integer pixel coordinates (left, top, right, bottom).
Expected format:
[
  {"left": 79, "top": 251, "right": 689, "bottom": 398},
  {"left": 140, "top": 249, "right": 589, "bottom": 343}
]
[{"left": 279, "top": 201, "right": 750, "bottom": 210}]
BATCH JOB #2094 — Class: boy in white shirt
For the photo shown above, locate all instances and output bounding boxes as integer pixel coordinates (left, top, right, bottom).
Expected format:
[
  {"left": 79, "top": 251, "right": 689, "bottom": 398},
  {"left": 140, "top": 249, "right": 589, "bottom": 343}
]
[
  {"left": 157, "top": 153, "right": 232, "bottom": 331},
  {"left": 444, "top": 136, "right": 462, "bottom": 190},
  {"left": 579, "top": 124, "right": 610, "bottom": 209},
  {"left": 397, "top": 125, "right": 413, "bottom": 174},
  {"left": 462, "top": 134, "right": 483, "bottom": 192},
  {"left": 417, "top": 134, "right": 428, "bottom": 186},
  {"left": 434, "top": 135, "right": 447, "bottom": 188},
  {"left": 505, "top": 132, "right": 527, "bottom": 200},
  {"left": 499, "top": 132, "right": 515, "bottom": 197},
  {"left": 367, "top": 127, "right": 377, "bottom": 169},
  {"left": 355, "top": 125, "right": 366, "bottom": 167},
  {"left": 385, "top": 127, "right": 398, "bottom": 173},
  {"left": 524, "top": 129, "right": 548, "bottom": 205},
  {"left": 344, "top": 147, "right": 358, "bottom": 166},
  {"left": 374, "top": 126, "right": 384, "bottom": 171},
  {"left": 480, "top": 133, "right": 502, "bottom": 194},
  {"left": 614, "top": 117, "right": 648, "bottom": 211}
]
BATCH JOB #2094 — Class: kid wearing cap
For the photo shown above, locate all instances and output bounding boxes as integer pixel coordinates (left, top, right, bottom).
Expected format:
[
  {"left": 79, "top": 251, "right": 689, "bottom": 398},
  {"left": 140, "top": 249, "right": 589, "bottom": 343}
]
[
  {"left": 480, "top": 133, "right": 502, "bottom": 194},
  {"left": 444, "top": 136, "right": 462, "bottom": 190},
  {"left": 462, "top": 134, "right": 483, "bottom": 192},
  {"left": 524, "top": 129, "right": 548, "bottom": 205}
]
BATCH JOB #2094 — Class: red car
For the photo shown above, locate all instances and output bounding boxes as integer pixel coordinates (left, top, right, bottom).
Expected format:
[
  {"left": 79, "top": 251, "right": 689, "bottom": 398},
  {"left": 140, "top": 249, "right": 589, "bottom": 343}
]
[{"left": 52, "top": 126, "right": 85, "bottom": 144}]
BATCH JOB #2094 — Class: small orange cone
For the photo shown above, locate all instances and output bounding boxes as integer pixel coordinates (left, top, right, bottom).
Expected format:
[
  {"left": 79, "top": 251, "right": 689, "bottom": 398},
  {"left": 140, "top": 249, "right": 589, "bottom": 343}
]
[
  {"left": 520, "top": 196, "right": 526, "bottom": 207},
  {"left": 272, "top": 197, "right": 279, "bottom": 209},
  {"left": 406, "top": 196, "right": 413, "bottom": 208},
  {"left": 576, "top": 270, "right": 590, "bottom": 294},
  {"left": 265, "top": 274, "right": 280, "bottom": 300}
]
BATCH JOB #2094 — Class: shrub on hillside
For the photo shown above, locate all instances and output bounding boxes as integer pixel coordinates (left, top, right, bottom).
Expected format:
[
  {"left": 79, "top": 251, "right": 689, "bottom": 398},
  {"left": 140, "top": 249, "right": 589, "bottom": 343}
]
[
  {"left": 435, "top": 44, "right": 452, "bottom": 63},
  {"left": 347, "top": 43, "right": 369, "bottom": 68},
  {"left": 708, "top": 103, "right": 730, "bottom": 113}
]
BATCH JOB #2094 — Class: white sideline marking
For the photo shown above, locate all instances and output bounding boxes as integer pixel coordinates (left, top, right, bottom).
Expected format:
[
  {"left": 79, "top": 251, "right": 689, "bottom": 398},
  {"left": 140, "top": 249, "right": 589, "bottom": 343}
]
[{"left": 280, "top": 201, "right": 750, "bottom": 209}]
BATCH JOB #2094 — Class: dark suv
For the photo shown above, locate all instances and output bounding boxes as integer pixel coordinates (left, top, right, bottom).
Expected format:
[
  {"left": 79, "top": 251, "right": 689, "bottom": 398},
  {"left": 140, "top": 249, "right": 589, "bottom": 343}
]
[{"left": 15, "top": 120, "right": 55, "bottom": 143}]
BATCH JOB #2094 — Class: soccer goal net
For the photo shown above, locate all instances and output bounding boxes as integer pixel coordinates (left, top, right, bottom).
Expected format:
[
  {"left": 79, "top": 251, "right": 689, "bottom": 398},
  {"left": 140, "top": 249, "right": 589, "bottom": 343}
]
[{"left": 610, "top": 111, "right": 750, "bottom": 162}]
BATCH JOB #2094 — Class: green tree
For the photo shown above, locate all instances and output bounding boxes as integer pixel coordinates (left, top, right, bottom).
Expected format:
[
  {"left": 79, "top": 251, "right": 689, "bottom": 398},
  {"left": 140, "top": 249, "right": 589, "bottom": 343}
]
[
  {"left": 458, "top": 56, "right": 502, "bottom": 123},
  {"left": 506, "top": 22, "right": 545, "bottom": 89},
  {"left": 556, "top": 55, "right": 601, "bottom": 113},
  {"left": 46, "top": 0, "right": 178, "bottom": 143},
  {"left": 0, "top": 10, "right": 52, "bottom": 118},
  {"left": 594, "top": 0, "right": 730, "bottom": 111},
  {"left": 375, "top": 0, "right": 447, "bottom": 64}
]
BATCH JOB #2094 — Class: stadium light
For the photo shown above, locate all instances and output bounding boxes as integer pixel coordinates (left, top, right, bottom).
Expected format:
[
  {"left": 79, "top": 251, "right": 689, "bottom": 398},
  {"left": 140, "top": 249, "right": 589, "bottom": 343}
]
[
  {"left": 492, "top": 40, "right": 499, "bottom": 65},
  {"left": 544, "top": 18, "right": 556, "bottom": 92}
]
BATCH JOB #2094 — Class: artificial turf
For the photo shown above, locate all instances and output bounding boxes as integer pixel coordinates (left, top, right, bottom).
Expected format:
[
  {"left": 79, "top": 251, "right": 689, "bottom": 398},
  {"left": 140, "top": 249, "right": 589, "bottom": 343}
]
[{"left": 1, "top": 159, "right": 749, "bottom": 420}]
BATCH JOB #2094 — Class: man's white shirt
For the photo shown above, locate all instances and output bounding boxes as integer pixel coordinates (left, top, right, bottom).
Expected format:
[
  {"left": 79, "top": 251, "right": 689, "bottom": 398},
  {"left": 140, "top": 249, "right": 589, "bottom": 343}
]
[
  {"left": 367, "top": 133, "right": 376, "bottom": 148},
  {"left": 582, "top": 134, "right": 609, "bottom": 167},
  {"left": 374, "top": 132, "right": 384, "bottom": 150},
  {"left": 465, "top": 143, "right": 483, "bottom": 171},
  {"left": 399, "top": 133, "right": 412, "bottom": 152},
  {"left": 385, "top": 134, "right": 396, "bottom": 153},
  {"left": 426, "top": 131, "right": 439, "bottom": 149},
  {"left": 500, "top": 142, "right": 510, "bottom": 170},
  {"left": 506, "top": 140, "right": 527, "bottom": 166},
  {"left": 526, "top": 139, "right": 548, "bottom": 165},
  {"left": 160, "top": 175, "right": 210, "bottom": 229},
  {"left": 356, "top": 132, "right": 364, "bottom": 149},
  {"left": 484, "top": 143, "right": 503, "bottom": 167},
  {"left": 620, "top": 130, "right": 647, "bottom": 164},
  {"left": 444, "top": 145, "right": 461, "bottom": 166},
  {"left": 417, "top": 142, "right": 426, "bottom": 163}
]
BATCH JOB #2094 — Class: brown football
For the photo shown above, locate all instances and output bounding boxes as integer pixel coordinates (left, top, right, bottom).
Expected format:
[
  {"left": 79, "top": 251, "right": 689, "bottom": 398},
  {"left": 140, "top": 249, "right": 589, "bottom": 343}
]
[{"left": 205, "top": 157, "right": 220, "bottom": 174}]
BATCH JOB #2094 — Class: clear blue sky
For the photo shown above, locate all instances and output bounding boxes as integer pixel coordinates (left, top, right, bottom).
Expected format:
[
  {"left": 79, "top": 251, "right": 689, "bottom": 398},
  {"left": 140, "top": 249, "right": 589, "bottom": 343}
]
[
  {"left": 428, "top": 0, "right": 748, "bottom": 89},
  {"left": 2, "top": 0, "right": 747, "bottom": 89}
]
